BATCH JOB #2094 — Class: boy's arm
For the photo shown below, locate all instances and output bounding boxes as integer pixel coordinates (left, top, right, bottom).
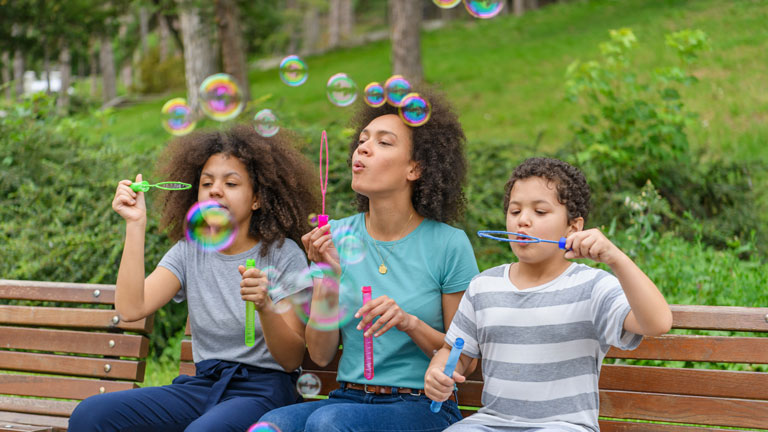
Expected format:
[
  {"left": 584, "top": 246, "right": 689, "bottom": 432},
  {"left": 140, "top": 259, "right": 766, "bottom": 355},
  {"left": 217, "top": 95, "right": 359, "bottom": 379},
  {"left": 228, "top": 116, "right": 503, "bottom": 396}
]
[
  {"left": 565, "top": 228, "right": 672, "bottom": 336},
  {"left": 424, "top": 343, "right": 474, "bottom": 402}
]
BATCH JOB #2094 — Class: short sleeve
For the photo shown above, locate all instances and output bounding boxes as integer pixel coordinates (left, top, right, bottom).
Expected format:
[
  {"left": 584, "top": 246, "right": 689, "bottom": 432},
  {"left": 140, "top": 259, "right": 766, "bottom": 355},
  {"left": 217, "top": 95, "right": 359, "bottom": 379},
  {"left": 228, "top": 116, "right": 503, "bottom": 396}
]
[
  {"left": 157, "top": 241, "right": 187, "bottom": 303},
  {"left": 270, "top": 242, "right": 310, "bottom": 304},
  {"left": 445, "top": 283, "right": 480, "bottom": 358},
  {"left": 440, "top": 230, "right": 480, "bottom": 294},
  {"left": 590, "top": 273, "right": 642, "bottom": 350}
]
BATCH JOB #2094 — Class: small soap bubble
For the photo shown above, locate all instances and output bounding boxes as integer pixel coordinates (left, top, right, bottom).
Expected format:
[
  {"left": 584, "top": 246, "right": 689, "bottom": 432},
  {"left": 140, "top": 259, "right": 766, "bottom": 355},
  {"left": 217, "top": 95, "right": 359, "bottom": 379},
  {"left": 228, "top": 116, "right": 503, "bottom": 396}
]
[
  {"left": 247, "top": 422, "right": 282, "bottom": 432},
  {"left": 253, "top": 109, "right": 279, "bottom": 137},
  {"left": 161, "top": 98, "right": 195, "bottom": 136},
  {"left": 363, "top": 82, "right": 386, "bottom": 108},
  {"left": 326, "top": 73, "right": 358, "bottom": 107},
  {"left": 289, "top": 264, "right": 352, "bottom": 331},
  {"left": 463, "top": 0, "right": 504, "bottom": 19},
  {"left": 335, "top": 225, "right": 366, "bottom": 265},
  {"left": 398, "top": 93, "right": 432, "bottom": 127},
  {"left": 296, "top": 372, "right": 322, "bottom": 396},
  {"left": 199, "top": 73, "right": 244, "bottom": 121},
  {"left": 384, "top": 75, "right": 412, "bottom": 107},
  {"left": 433, "top": 0, "right": 461, "bottom": 8},
  {"left": 279, "top": 55, "right": 308, "bottom": 87},
  {"left": 308, "top": 213, "right": 318, "bottom": 227},
  {"left": 184, "top": 200, "right": 238, "bottom": 252},
  {"left": 261, "top": 266, "right": 293, "bottom": 315}
]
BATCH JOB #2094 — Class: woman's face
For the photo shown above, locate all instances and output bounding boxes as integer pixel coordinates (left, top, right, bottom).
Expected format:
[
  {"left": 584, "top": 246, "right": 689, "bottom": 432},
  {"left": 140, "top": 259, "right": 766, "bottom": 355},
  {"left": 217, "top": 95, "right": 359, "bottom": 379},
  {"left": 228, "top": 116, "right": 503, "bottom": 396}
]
[{"left": 351, "top": 114, "right": 420, "bottom": 199}]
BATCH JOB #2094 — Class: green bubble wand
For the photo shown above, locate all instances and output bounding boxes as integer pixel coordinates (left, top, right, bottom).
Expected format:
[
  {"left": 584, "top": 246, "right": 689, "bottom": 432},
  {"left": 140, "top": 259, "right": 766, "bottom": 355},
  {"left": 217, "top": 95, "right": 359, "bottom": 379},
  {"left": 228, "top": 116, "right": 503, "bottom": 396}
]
[
  {"left": 130, "top": 181, "right": 191, "bottom": 192},
  {"left": 245, "top": 258, "right": 256, "bottom": 347}
]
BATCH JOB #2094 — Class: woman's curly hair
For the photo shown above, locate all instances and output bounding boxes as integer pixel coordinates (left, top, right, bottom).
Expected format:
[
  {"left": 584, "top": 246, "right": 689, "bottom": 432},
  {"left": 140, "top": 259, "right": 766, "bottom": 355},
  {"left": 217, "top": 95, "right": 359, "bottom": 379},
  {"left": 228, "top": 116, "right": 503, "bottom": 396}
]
[
  {"left": 503, "top": 157, "right": 592, "bottom": 224},
  {"left": 154, "top": 125, "right": 318, "bottom": 256},
  {"left": 347, "top": 87, "right": 468, "bottom": 223}
]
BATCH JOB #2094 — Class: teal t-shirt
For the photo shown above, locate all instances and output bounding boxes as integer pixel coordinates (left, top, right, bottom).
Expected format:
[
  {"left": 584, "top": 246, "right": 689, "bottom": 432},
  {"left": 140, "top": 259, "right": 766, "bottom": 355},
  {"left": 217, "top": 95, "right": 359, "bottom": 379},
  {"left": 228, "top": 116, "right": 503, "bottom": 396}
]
[{"left": 329, "top": 213, "right": 479, "bottom": 389}]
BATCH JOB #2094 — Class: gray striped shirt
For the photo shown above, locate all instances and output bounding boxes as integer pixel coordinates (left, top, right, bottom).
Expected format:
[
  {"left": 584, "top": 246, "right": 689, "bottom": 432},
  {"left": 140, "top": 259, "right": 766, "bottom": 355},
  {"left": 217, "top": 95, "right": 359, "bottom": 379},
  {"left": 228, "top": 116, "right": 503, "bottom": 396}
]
[{"left": 445, "top": 263, "right": 642, "bottom": 432}]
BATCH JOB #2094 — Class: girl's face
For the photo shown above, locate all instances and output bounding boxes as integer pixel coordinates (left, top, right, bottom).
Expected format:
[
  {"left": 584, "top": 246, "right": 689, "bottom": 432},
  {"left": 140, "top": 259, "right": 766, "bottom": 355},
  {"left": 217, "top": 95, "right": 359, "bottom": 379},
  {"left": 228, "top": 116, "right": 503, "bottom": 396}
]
[
  {"left": 505, "top": 176, "right": 582, "bottom": 264},
  {"left": 351, "top": 114, "right": 421, "bottom": 198},
  {"left": 198, "top": 153, "right": 258, "bottom": 231}
]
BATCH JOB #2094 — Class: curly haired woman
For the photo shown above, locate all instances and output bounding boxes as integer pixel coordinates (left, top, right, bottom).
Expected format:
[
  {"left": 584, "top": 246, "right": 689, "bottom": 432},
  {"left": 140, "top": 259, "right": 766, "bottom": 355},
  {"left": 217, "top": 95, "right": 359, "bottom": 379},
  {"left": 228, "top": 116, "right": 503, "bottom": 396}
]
[{"left": 259, "top": 88, "right": 480, "bottom": 432}]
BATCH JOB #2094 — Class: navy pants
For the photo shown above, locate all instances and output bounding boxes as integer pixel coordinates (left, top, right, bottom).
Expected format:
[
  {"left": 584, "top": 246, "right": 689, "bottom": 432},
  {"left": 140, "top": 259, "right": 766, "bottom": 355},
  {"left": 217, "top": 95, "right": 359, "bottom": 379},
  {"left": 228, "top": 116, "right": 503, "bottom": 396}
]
[{"left": 68, "top": 360, "right": 300, "bottom": 432}]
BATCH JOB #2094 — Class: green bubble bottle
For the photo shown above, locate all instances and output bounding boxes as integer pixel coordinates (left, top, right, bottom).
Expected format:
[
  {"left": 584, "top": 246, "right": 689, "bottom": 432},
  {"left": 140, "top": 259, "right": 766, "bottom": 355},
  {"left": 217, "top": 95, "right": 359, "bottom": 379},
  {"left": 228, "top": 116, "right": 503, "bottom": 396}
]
[{"left": 244, "top": 258, "right": 256, "bottom": 347}]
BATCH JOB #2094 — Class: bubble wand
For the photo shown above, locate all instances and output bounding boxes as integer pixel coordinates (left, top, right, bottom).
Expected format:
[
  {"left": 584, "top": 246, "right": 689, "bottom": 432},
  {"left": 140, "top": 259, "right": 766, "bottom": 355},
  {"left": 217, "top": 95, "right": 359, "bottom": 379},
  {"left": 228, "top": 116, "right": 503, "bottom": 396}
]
[
  {"left": 318, "top": 130, "right": 329, "bottom": 228},
  {"left": 362, "top": 286, "right": 374, "bottom": 380},
  {"left": 430, "top": 338, "right": 464, "bottom": 413},
  {"left": 244, "top": 258, "right": 256, "bottom": 347},
  {"left": 130, "top": 181, "right": 191, "bottom": 192},
  {"left": 477, "top": 230, "right": 568, "bottom": 250}
]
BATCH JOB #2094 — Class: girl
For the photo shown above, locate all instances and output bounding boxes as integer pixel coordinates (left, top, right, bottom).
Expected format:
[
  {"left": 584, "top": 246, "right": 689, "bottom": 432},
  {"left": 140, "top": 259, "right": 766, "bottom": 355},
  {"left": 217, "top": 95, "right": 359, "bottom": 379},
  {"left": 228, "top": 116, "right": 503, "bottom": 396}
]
[
  {"left": 69, "top": 125, "right": 318, "bottom": 431},
  {"left": 259, "top": 88, "right": 480, "bottom": 431}
]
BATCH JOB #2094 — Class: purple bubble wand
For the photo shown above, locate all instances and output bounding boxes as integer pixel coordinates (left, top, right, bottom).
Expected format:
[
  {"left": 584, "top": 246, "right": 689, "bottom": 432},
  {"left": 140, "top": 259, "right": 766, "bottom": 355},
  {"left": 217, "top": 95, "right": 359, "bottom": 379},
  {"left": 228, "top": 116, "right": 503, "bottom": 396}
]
[{"left": 362, "top": 286, "right": 374, "bottom": 380}]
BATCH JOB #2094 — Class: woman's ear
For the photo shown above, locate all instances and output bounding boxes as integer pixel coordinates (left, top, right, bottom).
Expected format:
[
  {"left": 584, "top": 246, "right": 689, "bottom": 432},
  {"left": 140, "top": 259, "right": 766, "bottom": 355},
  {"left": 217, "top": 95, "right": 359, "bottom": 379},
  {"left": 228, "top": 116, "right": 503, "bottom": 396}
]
[{"left": 567, "top": 216, "right": 584, "bottom": 235}]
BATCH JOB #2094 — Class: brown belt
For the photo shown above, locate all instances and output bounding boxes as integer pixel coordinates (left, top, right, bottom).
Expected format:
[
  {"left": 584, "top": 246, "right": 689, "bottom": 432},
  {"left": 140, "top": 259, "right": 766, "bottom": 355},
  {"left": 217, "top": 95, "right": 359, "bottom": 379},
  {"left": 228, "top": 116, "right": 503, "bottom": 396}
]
[{"left": 339, "top": 382, "right": 457, "bottom": 402}]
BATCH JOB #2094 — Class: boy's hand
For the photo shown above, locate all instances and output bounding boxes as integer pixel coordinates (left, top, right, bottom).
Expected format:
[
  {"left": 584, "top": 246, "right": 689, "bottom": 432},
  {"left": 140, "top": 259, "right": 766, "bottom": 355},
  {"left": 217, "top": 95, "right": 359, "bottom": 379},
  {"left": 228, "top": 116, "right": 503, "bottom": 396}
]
[
  {"left": 112, "top": 174, "right": 147, "bottom": 224},
  {"left": 301, "top": 224, "right": 341, "bottom": 275},
  {"left": 564, "top": 228, "right": 625, "bottom": 266},
  {"left": 239, "top": 265, "right": 272, "bottom": 311},
  {"left": 424, "top": 365, "right": 465, "bottom": 403}
]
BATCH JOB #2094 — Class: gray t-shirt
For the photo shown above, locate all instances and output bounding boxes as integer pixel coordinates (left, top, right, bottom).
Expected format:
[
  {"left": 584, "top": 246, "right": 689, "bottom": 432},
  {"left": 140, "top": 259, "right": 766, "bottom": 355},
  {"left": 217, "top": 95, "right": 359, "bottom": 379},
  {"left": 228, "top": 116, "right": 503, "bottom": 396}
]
[{"left": 159, "top": 239, "right": 309, "bottom": 371}]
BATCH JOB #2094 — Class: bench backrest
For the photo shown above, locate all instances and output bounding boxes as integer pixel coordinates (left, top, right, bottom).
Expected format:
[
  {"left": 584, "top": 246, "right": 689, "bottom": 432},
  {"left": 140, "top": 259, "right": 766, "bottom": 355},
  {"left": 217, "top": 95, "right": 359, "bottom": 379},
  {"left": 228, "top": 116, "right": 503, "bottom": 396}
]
[
  {"left": 0, "top": 280, "right": 154, "bottom": 431},
  {"left": 179, "top": 305, "right": 768, "bottom": 431}
]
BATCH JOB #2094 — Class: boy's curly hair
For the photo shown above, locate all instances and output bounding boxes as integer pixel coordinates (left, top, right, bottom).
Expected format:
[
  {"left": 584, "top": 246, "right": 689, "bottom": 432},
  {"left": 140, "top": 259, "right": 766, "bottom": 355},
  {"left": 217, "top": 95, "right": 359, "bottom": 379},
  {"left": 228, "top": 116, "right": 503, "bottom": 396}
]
[
  {"left": 503, "top": 157, "right": 591, "bottom": 224},
  {"left": 347, "top": 87, "right": 468, "bottom": 223},
  {"left": 154, "top": 125, "right": 318, "bottom": 256}
]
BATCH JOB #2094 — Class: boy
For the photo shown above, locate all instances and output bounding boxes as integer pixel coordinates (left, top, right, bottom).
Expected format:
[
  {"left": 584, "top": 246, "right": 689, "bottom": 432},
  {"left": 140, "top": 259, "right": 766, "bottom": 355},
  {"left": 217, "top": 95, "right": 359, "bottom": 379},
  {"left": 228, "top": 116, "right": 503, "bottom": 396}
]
[{"left": 424, "top": 157, "right": 672, "bottom": 431}]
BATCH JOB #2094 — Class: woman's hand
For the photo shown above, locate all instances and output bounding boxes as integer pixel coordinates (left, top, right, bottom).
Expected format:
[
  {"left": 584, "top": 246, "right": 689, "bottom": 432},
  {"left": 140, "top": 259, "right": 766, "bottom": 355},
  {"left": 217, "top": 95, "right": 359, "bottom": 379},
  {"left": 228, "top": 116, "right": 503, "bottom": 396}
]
[
  {"left": 239, "top": 265, "right": 272, "bottom": 311},
  {"left": 355, "top": 295, "right": 416, "bottom": 337},
  {"left": 301, "top": 224, "right": 341, "bottom": 275},
  {"left": 112, "top": 174, "right": 147, "bottom": 224}
]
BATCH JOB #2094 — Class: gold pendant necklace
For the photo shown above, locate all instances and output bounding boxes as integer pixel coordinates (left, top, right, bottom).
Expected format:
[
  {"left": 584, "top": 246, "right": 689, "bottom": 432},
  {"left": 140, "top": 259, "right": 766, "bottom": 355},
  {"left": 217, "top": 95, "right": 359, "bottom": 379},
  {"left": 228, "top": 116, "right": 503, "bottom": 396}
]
[{"left": 369, "top": 212, "right": 414, "bottom": 275}]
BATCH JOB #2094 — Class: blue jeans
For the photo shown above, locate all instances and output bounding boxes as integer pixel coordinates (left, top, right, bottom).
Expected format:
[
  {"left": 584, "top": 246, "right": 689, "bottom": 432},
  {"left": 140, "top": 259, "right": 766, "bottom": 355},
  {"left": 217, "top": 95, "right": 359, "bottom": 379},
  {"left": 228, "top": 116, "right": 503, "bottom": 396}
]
[
  {"left": 69, "top": 360, "right": 300, "bottom": 432},
  {"left": 259, "top": 385, "right": 462, "bottom": 432}
]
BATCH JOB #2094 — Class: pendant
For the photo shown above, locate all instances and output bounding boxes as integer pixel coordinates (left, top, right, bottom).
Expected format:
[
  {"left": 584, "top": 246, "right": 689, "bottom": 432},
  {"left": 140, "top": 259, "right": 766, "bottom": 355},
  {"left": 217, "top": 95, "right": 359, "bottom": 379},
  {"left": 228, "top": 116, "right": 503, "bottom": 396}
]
[{"left": 378, "top": 264, "right": 388, "bottom": 274}]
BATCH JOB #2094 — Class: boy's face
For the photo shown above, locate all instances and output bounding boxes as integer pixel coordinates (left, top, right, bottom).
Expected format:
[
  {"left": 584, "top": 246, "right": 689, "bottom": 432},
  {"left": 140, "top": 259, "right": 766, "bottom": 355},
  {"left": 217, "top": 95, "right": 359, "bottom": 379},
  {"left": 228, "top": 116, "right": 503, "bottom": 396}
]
[{"left": 505, "top": 176, "right": 583, "bottom": 264}]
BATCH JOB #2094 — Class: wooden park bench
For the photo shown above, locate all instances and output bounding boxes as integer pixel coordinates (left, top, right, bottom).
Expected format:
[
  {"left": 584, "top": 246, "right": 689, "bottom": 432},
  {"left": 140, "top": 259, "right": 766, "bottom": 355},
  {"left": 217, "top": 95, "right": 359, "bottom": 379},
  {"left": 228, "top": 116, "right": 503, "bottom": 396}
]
[
  {"left": 181, "top": 305, "right": 768, "bottom": 431},
  {"left": 0, "top": 280, "right": 154, "bottom": 432}
]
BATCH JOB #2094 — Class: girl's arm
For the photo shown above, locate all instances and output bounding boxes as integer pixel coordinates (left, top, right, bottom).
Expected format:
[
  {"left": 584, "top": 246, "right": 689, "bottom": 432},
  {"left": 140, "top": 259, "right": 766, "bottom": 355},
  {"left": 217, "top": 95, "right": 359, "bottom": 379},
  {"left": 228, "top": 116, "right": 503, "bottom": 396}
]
[
  {"left": 305, "top": 275, "right": 342, "bottom": 367},
  {"left": 113, "top": 176, "right": 179, "bottom": 322}
]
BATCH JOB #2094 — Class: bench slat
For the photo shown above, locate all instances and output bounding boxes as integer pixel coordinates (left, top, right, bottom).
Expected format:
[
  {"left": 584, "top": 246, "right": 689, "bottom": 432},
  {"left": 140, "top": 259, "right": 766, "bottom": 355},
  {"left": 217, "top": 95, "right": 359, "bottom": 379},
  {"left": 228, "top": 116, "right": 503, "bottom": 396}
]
[
  {"left": 0, "top": 375, "right": 139, "bottom": 400},
  {"left": 0, "top": 422, "right": 53, "bottom": 432},
  {"left": 599, "top": 389, "right": 768, "bottom": 429},
  {"left": 0, "top": 411, "right": 67, "bottom": 431},
  {"left": 180, "top": 340, "right": 193, "bottom": 362},
  {"left": 0, "top": 351, "right": 145, "bottom": 381},
  {"left": 606, "top": 334, "right": 768, "bottom": 363},
  {"left": 0, "top": 396, "right": 77, "bottom": 417},
  {"left": 0, "top": 280, "right": 115, "bottom": 305},
  {"left": 671, "top": 304, "right": 768, "bottom": 332},
  {"left": 599, "top": 419, "right": 738, "bottom": 432},
  {"left": 0, "top": 305, "right": 152, "bottom": 333},
  {"left": 0, "top": 326, "right": 149, "bottom": 358},
  {"left": 179, "top": 362, "right": 195, "bottom": 377},
  {"left": 599, "top": 364, "right": 768, "bottom": 400}
]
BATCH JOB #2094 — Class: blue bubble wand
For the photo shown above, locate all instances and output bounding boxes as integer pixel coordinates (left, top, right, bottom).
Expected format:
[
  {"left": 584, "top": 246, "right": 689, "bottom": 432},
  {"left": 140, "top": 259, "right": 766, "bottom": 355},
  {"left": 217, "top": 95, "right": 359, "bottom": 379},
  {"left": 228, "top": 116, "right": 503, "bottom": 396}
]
[
  {"left": 477, "top": 230, "right": 568, "bottom": 250},
  {"left": 430, "top": 338, "right": 464, "bottom": 413}
]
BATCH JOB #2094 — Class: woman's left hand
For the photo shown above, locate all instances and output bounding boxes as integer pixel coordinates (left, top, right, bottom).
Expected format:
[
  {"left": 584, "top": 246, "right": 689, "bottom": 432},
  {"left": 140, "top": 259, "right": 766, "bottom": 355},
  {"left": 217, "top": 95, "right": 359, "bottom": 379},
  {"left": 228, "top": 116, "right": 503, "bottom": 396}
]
[{"left": 355, "top": 295, "right": 416, "bottom": 337}]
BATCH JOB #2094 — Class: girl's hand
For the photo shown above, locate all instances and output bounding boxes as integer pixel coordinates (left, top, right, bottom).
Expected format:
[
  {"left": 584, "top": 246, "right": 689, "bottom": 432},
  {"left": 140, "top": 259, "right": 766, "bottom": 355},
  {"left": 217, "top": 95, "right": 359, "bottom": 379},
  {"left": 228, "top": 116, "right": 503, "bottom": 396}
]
[
  {"left": 564, "top": 228, "right": 625, "bottom": 266},
  {"left": 239, "top": 265, "right": 272, "bottom": 311},
  {"left": 354, "top": 295, "right": 416, "bottom": 337},
  {"left": 301, "top": 224, "right": 341, "bottom": 275},
  {"left": 424, "top": 365, "right": 465, "bottom": 403},
  {"left": 112, "top": 174, "right": 147, "bottom": 224}
]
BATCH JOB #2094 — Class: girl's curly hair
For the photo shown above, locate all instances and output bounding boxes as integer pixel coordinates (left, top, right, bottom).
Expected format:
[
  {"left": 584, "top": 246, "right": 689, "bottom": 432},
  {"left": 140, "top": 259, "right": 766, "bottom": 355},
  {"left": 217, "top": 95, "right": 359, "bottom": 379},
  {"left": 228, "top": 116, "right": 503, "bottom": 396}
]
[
  {"left": 503, "top": 157, "right": 591, "bottom": 225},
  {"left": 347, "top": 87, "right": 468, "bottom": 223},
  {"left": 154, "top": 125, "right": 318, "bottom": 256}
]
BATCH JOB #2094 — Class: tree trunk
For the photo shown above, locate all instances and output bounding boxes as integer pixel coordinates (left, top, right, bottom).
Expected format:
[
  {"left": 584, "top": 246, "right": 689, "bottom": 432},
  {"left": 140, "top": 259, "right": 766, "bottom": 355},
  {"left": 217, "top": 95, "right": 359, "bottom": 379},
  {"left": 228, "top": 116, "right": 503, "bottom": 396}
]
[
  {"left": 513, "top": 0, "right": 525, "bottom": 16},
  {"left": 100, "top": 34, "right": 117, "bottom": 104},
  {"left": 43, "top": 44, "right": 51, "bottom": 94},
  {"left": 89, "top": 45, "right": 99, "bottom": 98},
  {"left": 57, "top": 44, "right": 71, "bottom": 113},
  {"left": 13, "top": 47, "right": 24, "bottom": 99},
  {"left": 2, "top": 51, "right": 12, "bottom": 100},
  {"left": 388, "top": 0, "right": 423, "bottom": 84},
  {"left": 215, "top": 0, "right": 250, "bottom": 102},
  {"left": 121, "top": 63, "right": 132, "bottom": 92},
  {"left": 284, "top": 0, "right": 300, "bottom": 54},
  {"left": 178, "top": 0, "right": 216, "bottom": 114},
  {"left": 139, "top": 6, "right": 149, "bottom": 54},
  {"left": 525, "top": 0, "right": 539, "bottom": 10},
  {"left": 158, "top": 10, "right": 170, "bottom": 61},
  {"left": 340, "top": 0, "right": 353, "bottom": 44},
  {"left": 300, "top": 5, "right": 320, "bottom": 56},
  {"left": 328, "top": 0, "right": 341, "bottom": 49}
]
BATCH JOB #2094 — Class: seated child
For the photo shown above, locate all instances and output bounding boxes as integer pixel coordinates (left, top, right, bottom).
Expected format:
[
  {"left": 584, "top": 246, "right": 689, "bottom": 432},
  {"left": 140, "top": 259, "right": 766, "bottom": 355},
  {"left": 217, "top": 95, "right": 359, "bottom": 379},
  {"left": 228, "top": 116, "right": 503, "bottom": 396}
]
[{"left": 425, "top": 157, "right": 672, "bottom": 432}]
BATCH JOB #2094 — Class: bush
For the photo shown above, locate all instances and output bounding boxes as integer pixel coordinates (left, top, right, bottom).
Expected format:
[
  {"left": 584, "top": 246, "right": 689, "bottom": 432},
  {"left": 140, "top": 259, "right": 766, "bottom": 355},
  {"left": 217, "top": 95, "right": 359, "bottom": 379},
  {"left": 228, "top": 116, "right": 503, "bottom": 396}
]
[{"left": 133, "top": 46, "right": 186, "bottom": 95}]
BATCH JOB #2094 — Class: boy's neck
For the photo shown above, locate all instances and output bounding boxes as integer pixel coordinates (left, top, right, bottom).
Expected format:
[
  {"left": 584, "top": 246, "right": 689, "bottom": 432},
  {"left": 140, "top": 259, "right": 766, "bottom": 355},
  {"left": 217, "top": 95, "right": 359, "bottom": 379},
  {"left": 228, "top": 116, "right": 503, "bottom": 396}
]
[{"left": 508, "top": 258, "right": 573, "bottom": 290}]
